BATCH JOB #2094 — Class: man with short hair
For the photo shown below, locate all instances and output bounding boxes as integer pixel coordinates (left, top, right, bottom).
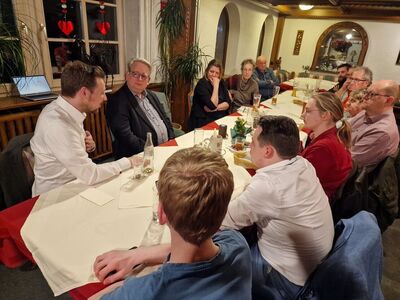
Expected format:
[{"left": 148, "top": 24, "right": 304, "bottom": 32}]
[
  {"left": 106, "top": 58, "right": 174, "bottom": 158},
  {"left": 93, "top": 147, "right": 252, "bottom": 299},
  {"left": 31, "top": 61, "right": 138, "bottom": 196},
  {"left": 222, "top": 115, "right": 334, "bottom": 299},
  {"left": 339, "top": 66, "right": 372, "bottom": 106},
  {"left": 252, "top": 55, "right": 280, "bottom": 99},
  {"left": 329, "top": 63, "right": 352, "bottom": 93},
  {"left": 349, "top": 80, "right": 399, "bottom": 168}
]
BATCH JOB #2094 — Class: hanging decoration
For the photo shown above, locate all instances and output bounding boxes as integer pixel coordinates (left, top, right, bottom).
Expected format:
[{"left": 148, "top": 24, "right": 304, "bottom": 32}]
[
  {"left": 160, "top": 0, "right": 168, "bottom": 10},
  {"left": 57, "top": 0, "right": 74, "bottom": 36},
  {"left": 96, "top": 1, "right": 110, "bottom": 36}
]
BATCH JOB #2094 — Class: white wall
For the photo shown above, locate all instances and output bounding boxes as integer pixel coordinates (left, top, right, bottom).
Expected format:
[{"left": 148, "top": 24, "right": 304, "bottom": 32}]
[
  {"left": 279, "top": 18, "right": 400, "bottom": 81},
  {"left": 198, "top": 0, "right": 278, "bottom": 75}
]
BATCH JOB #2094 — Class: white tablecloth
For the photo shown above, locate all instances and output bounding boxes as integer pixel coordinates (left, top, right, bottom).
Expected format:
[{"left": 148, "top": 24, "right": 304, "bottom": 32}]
[
  {"left": 21, "top": 146, "right": 251, "bottom": 296},
  {"left": 21, "top": 95, "right": 309, "bottom": 296},
  {"left": 283, "top": 77, "right": 337, "bottom": 91}
]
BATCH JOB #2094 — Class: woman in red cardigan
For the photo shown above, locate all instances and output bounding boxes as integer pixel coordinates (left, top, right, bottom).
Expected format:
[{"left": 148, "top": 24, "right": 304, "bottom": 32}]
[{"left": 301, "top": 92, "right": 352, "bottom": 201}]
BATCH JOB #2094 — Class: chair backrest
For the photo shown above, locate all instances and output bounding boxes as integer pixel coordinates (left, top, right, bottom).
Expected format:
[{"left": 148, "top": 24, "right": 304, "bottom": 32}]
[
  {"left": 153, "top": 91, "right": 172, "bottom": 121},
  {"left": 225, "top": 74, "right": 240, "bottom": 90},
  {"left": 298, "top": 211, "right": 384, "bottom": 300},
  {"left": 0, "top": 133, "right": 34, "bottom": 210}
]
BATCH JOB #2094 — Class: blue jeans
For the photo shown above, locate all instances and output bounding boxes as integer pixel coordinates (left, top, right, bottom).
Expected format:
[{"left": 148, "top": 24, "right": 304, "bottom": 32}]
[{"left": 251, "top": 244, "right": 302, "bottom": 300}]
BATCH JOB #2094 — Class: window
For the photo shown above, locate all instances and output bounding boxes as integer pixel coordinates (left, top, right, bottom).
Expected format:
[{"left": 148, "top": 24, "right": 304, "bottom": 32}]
[
  {"left": 41, "top": 0, "right": 123, "bottom": 84},
  {"left": 257, "top": 22, "right": 265, "bottom": 57},
  {"left": 214, "top": 7, "right": 229, "bottom": 70}
]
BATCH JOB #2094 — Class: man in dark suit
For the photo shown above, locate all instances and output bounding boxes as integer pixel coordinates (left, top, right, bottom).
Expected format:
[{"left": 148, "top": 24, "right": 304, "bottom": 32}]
[{"left": 106, "top": 58, "right": 175, "bottom": 158}]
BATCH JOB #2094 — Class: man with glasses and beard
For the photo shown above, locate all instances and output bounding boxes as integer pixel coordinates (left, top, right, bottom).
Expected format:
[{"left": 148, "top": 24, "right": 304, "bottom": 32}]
[
  {"left": 348, "top": 79, "right": 399, "bottom": 168},
  {"left": 106, "top": 58, "right": 174, "bottom": 158},
  {"left": 340, "top": 66, "right": 372, "bottom": 107}
]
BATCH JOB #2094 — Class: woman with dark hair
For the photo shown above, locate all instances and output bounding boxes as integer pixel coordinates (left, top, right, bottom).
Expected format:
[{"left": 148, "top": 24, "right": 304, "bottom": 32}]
[
  {"left": 188, "top": 59, "right": 230, "bottom": 130},
  {"left": 301, "top": 92, "right": 352, "bottom": 200}
]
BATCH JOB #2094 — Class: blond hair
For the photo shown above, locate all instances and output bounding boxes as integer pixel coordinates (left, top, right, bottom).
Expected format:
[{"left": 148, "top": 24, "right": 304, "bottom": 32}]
[
  {"left": 158, "top": 147, "right": 234, "bottom": 245},
  {"left": 349, "top": 88, "right": 367, "bottom": 103},
  {"left": 313, "top": 92, "right": 352, "bottom": 149}
]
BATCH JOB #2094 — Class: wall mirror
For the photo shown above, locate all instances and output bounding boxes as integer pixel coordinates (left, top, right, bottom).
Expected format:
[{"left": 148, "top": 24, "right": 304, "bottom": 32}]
[{"left": 311, "top": 22, "right": 368, "bottom": 73}]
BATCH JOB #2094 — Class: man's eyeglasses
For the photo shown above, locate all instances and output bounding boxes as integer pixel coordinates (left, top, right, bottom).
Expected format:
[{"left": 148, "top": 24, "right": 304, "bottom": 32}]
[
  {"left": 128, "top": 71, "right": 150, "bottom": 81},
  {"left": 364, "top": 91, "right": 391, "bottom": 99}
]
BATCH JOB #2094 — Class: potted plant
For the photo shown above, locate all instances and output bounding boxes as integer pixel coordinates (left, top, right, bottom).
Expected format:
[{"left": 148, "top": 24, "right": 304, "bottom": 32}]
[{"left": 0, "top": 20, "right": 39, "bottom": 87}]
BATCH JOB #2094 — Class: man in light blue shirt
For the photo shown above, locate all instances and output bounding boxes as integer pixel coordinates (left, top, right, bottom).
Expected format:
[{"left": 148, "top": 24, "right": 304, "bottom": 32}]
[{"left": 93, "top": 147, "right": 252, "bottom": 300}]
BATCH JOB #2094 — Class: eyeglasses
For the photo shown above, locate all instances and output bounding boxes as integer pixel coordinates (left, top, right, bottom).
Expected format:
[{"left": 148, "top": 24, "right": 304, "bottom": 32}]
[
  {"left": 364, "top": 91, "right": 391, "bottom": 99},
  {"left": 349, "top": 77, "right": 368, "bottom": 82},
  {"left": 128, "top": 71, "right": 150, "bottom": 81}
]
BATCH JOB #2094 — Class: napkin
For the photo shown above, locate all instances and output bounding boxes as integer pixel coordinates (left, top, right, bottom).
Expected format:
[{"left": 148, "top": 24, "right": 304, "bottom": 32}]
[{"left": 79, "top": 188, "right": 114, "bottom": 206}]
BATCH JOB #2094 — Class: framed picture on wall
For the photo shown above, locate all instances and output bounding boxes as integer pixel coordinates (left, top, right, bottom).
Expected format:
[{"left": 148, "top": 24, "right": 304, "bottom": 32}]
[{"left": 396, "top": 51, "right": 400, "bottom": 65}]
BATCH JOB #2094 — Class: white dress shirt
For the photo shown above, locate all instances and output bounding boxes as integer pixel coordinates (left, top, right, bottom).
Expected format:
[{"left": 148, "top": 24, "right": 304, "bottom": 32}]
[
  {"left": 31, "top": 96, "right": 131, "bottom": 196},
  {"left": 222, "top": 156, "right": 334, "bottom": 286}
]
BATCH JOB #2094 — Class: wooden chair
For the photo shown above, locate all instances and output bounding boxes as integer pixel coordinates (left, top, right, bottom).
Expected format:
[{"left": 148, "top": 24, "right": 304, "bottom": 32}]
[{"left": 0, "top": 110, "right": 40, "bottom": 152}]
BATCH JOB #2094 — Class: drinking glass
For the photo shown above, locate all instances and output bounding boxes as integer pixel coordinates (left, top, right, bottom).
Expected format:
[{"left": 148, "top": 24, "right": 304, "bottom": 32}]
[
  {"left": 253, "top": 93, "right": 261, "bottom": 109},
  {"left": 271, "top": 86, "right": 280, "bottom": 105},
  {"left": 193, "top": 128, "right": 204, "bottom": 146}
]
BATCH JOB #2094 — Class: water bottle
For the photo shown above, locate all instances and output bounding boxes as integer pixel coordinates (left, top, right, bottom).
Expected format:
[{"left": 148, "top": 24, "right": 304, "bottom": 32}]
[
  {"left": 142, "top": 132, "right": 154, "bottom": 175},
  {"left": 140, "top": 220, "right": 165, "bottom": 247}
]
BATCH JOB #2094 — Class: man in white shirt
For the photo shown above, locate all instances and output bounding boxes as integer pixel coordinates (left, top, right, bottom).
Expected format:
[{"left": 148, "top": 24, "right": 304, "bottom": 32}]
[
  {"left": 222, "top": 115, "right": 334, "bottom": 299},
  {"left": 31, "top": 61, "right": 139, "bottom": 195}
]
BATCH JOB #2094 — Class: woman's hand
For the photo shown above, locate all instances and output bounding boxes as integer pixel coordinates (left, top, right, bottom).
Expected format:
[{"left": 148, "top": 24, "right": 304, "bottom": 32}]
[{"left": 211, "top": 77, "right": 220, "bottom": 88}]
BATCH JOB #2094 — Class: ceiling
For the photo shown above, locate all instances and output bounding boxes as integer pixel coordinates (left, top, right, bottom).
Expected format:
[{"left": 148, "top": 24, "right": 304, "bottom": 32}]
[{"left": 257, "top": 0, "right": 400, "bottom": 21}]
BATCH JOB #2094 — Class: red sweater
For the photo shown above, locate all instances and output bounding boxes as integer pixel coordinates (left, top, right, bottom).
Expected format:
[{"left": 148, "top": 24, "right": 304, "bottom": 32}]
[{"left": 301, "top": 127, "right": 352, "bottom": 201}]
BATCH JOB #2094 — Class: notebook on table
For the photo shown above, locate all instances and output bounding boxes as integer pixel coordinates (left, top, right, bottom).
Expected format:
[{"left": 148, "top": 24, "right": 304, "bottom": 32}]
[{"left": 12, "top": 75, "right": 58, "bottom": 101}]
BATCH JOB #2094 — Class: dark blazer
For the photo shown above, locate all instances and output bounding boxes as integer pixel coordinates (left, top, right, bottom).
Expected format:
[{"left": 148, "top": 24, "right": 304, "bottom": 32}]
[
  {"left": 106, "top": 83, "right": 175, "bottom": 159},
  {"left": 188, "top": 77, "right": 230, "bottom": 130}
]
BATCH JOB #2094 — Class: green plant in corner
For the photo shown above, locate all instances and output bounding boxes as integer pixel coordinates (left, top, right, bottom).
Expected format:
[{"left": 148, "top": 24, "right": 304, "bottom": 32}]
[
  {"left": 171, "top": 43, "right": 209, "bottom": 87},
  {"left": 156, "top": 0, "right": 185, "bottom": 102},
  {"left": 0, "top": 20, "right": 39, "bottom": 87}
]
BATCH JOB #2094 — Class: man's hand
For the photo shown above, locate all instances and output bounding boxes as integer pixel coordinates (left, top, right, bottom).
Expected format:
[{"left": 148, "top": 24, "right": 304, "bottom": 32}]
[
  {"left": 85, "top": 131, "right": 96, "bottom": 153},
  {"left": 94, "top": 248, "right": 144, "bottom": 285},
  {"left": 93, "top": 244, "right": 170, "bottom": 285},
  {"left": 128, "top": 155, "right": 143, "bottom": 168}
]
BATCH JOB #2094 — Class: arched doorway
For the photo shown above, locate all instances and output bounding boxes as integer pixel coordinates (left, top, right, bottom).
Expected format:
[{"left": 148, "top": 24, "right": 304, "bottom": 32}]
[{"left": 214, "top": 7, "right": 229, "bottom": 70}]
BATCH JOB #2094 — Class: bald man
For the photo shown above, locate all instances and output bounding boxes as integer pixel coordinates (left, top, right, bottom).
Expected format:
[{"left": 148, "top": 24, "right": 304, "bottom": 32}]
[
  {"left": 348, "top": 80, "right": 399, "bottom": 168},
  {"left": 252, "top": 56, "right": 280, "bottom": 99}
]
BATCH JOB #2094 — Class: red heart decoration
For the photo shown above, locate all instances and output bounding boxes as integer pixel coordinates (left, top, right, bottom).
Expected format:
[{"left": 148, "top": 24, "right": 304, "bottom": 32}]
[
  {"left": 96, "top": 21, "right": 110, "bottom": 36},
  {"left": 57, "top": 20, "right": 74, "bottom": 36}
]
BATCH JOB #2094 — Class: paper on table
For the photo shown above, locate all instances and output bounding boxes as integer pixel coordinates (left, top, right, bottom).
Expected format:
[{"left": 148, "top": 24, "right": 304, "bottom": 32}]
[
  {"left": 119, "top": 173, "right": 158, "bottom": 209},
  {"left": 79, "top": 188, "right": 114, "bottom": 206}
]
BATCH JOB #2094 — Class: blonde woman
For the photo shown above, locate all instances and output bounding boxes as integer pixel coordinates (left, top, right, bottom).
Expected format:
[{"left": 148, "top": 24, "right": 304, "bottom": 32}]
[
  {"left": 301, "top": 92, "right": 352, "bottom": 200},
  {"left": 345, "top": 88, "right": 366, "bottom": 117}
]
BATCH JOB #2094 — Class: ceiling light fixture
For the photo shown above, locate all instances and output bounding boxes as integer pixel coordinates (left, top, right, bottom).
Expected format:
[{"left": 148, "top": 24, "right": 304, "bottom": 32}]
[{"left": 299, "top": 4, "right": 314, "bottom": 11}]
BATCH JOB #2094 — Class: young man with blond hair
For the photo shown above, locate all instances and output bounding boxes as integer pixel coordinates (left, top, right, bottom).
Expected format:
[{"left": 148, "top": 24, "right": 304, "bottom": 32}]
[{"left": 93, "top": 147, "right": 252, "bottom": 300}]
